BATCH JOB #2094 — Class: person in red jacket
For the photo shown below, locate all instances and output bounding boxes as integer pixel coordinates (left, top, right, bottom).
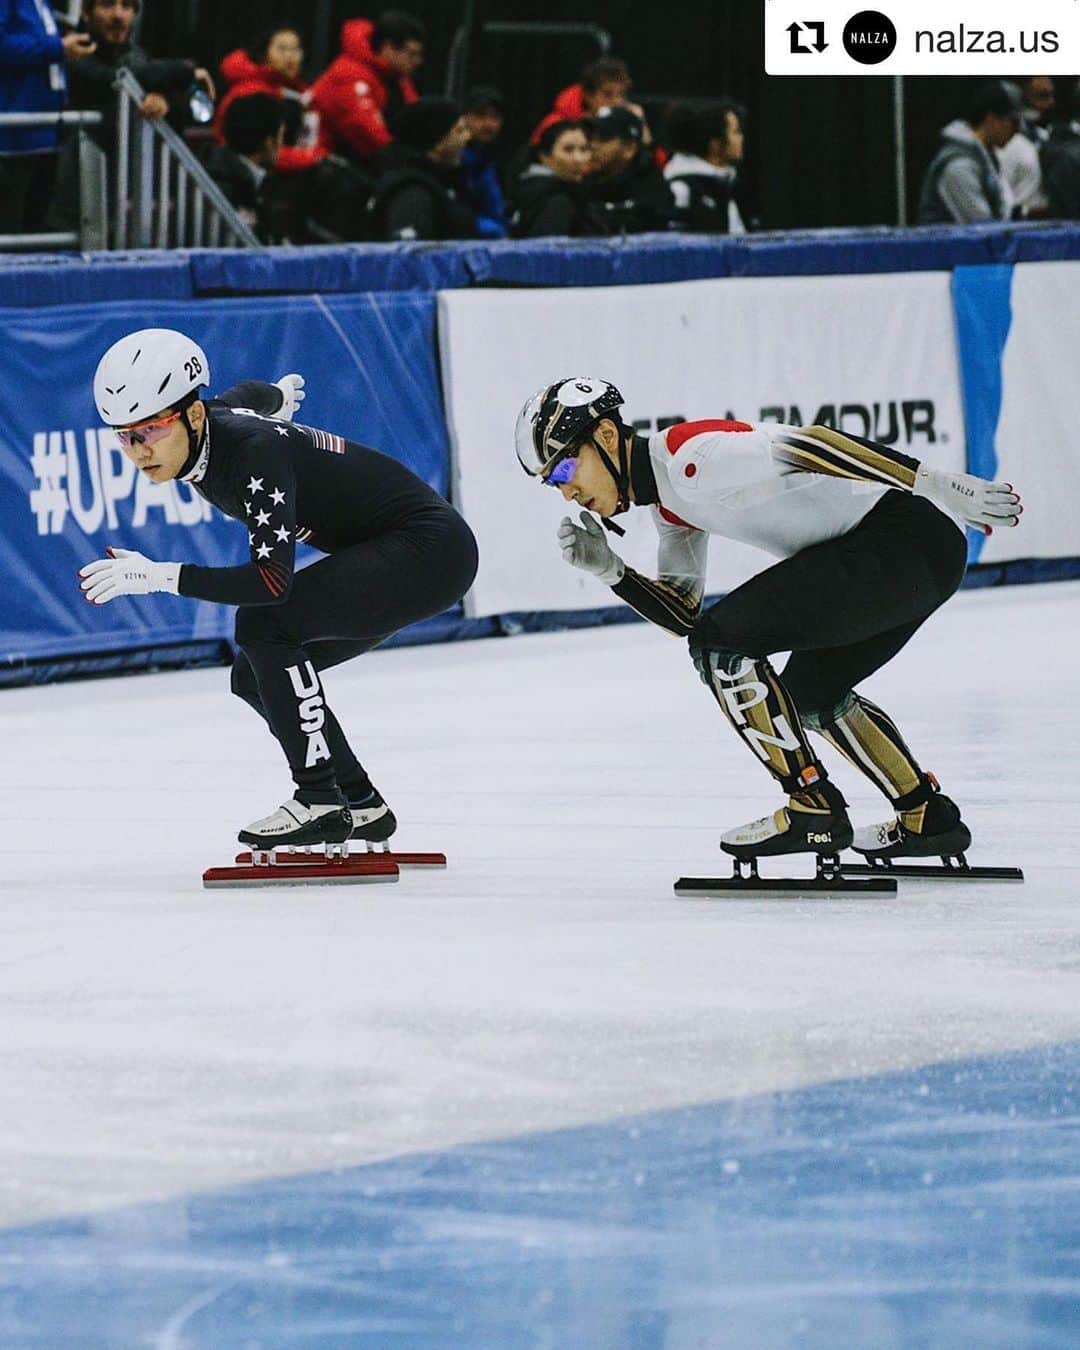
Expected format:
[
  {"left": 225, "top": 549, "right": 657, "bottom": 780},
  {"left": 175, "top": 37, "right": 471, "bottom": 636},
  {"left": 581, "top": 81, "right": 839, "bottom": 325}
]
[
  {"left": 532, "top": 57, "right": 638, "bottom": 145},
  {"left": 311, "top": 10, "right": 423, "bottom": 165},
  {"left": 214, "top": 24, "right": 326, "bottom": 173}
]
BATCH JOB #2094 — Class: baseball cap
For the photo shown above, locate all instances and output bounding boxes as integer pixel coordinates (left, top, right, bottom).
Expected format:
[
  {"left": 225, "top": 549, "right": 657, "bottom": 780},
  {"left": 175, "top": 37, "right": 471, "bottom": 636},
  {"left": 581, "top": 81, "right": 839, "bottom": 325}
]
[
  {"left": 587, "top": 105, "right": 644, "bottom": 143},
  {"left": 464, "top": 85, "right": 504, "bottom": 114}
]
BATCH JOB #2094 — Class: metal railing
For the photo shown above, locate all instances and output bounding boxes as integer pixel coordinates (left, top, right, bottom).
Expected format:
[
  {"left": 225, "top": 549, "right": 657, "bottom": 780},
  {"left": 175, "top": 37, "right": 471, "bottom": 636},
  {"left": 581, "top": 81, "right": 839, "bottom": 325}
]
[
  {"left": 0, "top": 110, "right": 106, "bottom": 251},
  {"left": 113, "top": 67, "right": 259, "bottom": 249},
  {"left": 0, "top": 72, "right": 258, "bottom": 252}
]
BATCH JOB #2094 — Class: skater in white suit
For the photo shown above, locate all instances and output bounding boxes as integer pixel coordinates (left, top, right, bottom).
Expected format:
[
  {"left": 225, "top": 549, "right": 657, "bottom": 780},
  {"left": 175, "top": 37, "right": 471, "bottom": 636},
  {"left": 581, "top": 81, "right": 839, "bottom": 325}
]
[{"left": 516, "top": 377, "right": 1022, "bottom": 871}]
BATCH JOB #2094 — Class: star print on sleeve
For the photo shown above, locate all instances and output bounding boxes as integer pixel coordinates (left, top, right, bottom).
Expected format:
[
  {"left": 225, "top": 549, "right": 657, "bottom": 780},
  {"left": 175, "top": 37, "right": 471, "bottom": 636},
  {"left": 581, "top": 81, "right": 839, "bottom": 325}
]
[
  {"left": 176, "top": 428, "right": 300, "bottom": 607},
  {"left": 247, "top": 472, "right": 298, "bottom": 599}
]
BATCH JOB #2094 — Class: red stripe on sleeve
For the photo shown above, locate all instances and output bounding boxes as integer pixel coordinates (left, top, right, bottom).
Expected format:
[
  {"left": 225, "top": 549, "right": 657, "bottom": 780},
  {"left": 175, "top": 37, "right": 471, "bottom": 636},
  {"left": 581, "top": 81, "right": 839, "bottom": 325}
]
[
  {"left": 665, "top": 419, "right": 753, "bottom": 454},
  {"left": 658, "top": 505, "right": 699, "bottom": 529},
  {"left": 258, "top": 563, "right": 288, "bottom": 597}
]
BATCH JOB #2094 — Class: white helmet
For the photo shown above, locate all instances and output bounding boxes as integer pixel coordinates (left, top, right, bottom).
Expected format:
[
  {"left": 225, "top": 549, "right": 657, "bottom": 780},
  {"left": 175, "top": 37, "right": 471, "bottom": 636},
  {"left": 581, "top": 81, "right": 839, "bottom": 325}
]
[{"left": 94, "top": 328, "right": 210, "bottom": 426}]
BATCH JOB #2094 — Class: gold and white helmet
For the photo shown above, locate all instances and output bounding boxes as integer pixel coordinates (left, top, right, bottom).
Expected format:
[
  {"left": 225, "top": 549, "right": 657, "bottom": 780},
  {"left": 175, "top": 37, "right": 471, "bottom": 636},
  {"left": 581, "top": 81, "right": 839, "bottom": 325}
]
[{"left": 514, "top": 377, "right": 625, "bottom": 478}]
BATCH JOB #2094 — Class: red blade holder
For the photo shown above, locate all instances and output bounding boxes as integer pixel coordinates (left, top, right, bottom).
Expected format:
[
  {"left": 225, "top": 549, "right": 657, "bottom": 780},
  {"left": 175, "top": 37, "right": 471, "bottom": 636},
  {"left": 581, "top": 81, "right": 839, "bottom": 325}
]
[{"left": 203, "top": 850, "right": 400, "bottom": 889}]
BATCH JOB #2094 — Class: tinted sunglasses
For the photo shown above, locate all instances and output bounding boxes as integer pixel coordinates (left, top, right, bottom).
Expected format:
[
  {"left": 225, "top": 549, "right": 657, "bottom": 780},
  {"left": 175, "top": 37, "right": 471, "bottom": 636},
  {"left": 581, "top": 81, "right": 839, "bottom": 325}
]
[
  {"left": 542, "top": 455, "right": 578, "bottom": 487},
  {"left": 114, "top": 409, "right": 183, "bottom": 449}
]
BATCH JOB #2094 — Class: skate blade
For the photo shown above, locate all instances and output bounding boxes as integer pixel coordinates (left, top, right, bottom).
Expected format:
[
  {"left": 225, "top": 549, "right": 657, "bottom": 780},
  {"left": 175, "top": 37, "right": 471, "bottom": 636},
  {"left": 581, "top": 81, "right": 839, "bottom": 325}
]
[
  {"left": 204, "top": 858, "right": 399, "bottom": 888},
  {"left": 845, "top": 859, "right": 1024, "bottom": 881},
  {"left": 234, "top": 848, "right": 446, "bottom": 869},
  {"left": 675, "top": 874, "right": 896, "bottom": 899}
]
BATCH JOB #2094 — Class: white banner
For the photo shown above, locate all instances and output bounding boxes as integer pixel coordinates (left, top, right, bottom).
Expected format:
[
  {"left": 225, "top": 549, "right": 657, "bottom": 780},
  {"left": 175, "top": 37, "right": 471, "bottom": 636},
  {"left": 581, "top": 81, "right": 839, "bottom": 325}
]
[
  {"left": 764, "top": 0, "right": 1080, "bottom": 75},
  {"left": 440, "top": 272, "right": 966, "bottom": 618},
  {"left": 983, "top": 261, "right": 1080, "bottom": 566}
]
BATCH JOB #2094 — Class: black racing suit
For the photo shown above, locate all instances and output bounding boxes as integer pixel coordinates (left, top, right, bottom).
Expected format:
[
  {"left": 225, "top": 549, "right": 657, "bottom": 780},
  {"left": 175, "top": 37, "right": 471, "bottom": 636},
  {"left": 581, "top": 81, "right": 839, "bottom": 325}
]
[{"left": 177, "top": 382, "right": 478, "bottom": 802}]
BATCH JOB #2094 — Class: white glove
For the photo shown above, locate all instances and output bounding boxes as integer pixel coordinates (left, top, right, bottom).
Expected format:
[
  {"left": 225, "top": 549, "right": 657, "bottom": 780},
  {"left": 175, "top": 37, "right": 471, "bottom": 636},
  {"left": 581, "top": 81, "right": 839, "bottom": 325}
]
[
  {"left": 912, "top": 466, "right": 1022, "bottom": 535},
  {"left": 273, "top": 373, "right": 306, "bottom": 422},
  {"left": 79, "top": 548, "right": 181, "bottom": 606},
  {"left": 558, "top": 511, "right": 625, "bottom": 586}
]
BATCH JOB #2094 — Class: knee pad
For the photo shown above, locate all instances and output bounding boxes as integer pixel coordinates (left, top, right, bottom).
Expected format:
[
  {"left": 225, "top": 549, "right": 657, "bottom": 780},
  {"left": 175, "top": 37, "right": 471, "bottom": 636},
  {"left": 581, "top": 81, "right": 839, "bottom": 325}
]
[
  {"left": 799, "top": 692, "right": 857, "bottom": 733},
  {"left": 688, "top": 620, "right": 754, "bottom": 687}
]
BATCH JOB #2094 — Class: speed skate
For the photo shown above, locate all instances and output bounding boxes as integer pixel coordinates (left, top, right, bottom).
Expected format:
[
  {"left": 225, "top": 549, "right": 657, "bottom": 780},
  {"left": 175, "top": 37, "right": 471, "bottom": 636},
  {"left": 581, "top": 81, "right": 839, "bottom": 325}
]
[
  {"left": 675, "top": 852, "right": 897, "bottom": 900},
  {"left": 673, "top": 850, "right": 1026, "bottom": 899},
  {"left": 843, "top": 856, "right": 1024, "bottom": 881},
  {"left": 675, "top": 844, "right": 1024, "bottom": 898},
  {"left": 233, "top": 843, "right": 447, "bottom": 868},
  {"left": 203, "top": 842, "right": 447, "bottom": 889}
]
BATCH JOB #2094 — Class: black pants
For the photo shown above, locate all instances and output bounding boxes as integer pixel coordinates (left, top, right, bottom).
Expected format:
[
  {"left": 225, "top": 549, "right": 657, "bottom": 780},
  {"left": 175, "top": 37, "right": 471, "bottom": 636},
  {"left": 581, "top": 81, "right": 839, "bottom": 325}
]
[
  {"left": 231, "top": 510, "right": 478, "bottom": 800},
  {"left": 0, "top": 153, "right": 58, "bottom": 234},
  {"left": 696, "top": 492, "right": 968, "bottom": 717}
]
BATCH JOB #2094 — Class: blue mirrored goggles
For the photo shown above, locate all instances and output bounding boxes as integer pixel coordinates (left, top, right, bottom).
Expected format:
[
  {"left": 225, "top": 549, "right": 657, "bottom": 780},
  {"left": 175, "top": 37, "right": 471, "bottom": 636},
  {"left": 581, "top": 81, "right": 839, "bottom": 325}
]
[{"left": 542, "top": 455, "right": 578, "bottom": 487}]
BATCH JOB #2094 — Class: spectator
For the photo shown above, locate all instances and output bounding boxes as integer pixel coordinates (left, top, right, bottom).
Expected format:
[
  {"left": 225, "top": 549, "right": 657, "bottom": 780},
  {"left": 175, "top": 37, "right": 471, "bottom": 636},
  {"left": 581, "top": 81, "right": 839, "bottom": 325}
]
[
  {"left": 205, "top": 92, "right": 288, "bottom": 240},
  {"left": 208, "top": 92, "right": 376, "bottom": 244},
  {"left": 509, "top": 119, "right": 591, "bottom": 238},
  {"left": 0, "top": 0, "right": 95, "bottom": 234},
  {"left": 1041, "top": 83, "right": 1080, "bottom": 219},
  {"left": 369, "top": 96, "right": 474, "bottom": 242},
  {"left": 458, "top": 84, "right": 507, "bottom": 238},
  {"left": 916, "top": 80, "right": 1022, "bottom": 225},
  {"left": 312, "top": 10, "right": 422, "bottom": 165},
  {"left": 67, "top": 0, "right": 215, "bottom": 147},
  {"left": 998, "top": 76, "right": 1055, "bottom": 217},
  {"left": 532, "top": 56, "right": 635, "bottom": 143},
  {"left": 585, "top": 105, "right": 674, "bottom": 234},
  {"left": 664, "top": 100, "right": 747, "bottom": 234},
  {"left": 214, "top": 23, "right": 327, "bottom": 173}
]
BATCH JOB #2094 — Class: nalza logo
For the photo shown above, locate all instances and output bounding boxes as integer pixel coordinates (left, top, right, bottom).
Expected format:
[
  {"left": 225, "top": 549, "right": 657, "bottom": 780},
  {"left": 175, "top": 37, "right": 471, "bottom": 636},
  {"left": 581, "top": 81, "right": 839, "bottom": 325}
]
[{"left": 843, "top": 10, "right": 897, "bottom": 64}]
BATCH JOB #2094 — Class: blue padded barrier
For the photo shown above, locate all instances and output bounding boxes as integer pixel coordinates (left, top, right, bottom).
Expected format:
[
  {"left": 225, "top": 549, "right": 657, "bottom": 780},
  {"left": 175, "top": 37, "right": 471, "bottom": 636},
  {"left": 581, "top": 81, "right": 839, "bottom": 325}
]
[
  {"left": 188, "top": 223, "right": 1080, "bottom": 293},
  {"left": 3, "top": 224, "right": 1079, "bottom": 308},
  {"left": 189, "top": 241, "right": 475, "bottom": 295},
  {"left": 460, "top": 233, "right": 733, "bottom": 287},
  {"left": 0, "top": 250, "right": 194, "bottom": 307}
]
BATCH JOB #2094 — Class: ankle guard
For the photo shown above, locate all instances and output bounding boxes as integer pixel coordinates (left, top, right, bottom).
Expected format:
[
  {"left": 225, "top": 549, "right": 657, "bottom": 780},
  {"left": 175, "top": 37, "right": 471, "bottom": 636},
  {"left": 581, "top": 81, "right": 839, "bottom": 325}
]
[{"left": 891, "top": 771, "right": 939, "bottom": 813}]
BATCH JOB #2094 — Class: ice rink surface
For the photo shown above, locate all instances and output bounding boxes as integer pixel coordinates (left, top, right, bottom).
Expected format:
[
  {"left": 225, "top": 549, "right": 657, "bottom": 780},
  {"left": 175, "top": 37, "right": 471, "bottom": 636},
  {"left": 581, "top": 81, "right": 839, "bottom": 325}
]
[{"left": 0, "top": 581, "right": 1077, "bottom": 1347}]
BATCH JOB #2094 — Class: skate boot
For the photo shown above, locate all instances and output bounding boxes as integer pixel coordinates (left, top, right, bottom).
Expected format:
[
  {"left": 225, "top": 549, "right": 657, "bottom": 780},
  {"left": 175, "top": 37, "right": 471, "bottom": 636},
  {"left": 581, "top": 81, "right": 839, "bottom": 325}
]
[
  {"left": 721, "top": 777, "right": 853, "bottom": 861},
  {"left": 346, "top": 787, "right": 397, "bottom": 844},
  {"left": 238, "top": 796, "right": 353, "bottom": 850},
  {"left": 853, "top": 776, "right": 971, "bottom": 861}
]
